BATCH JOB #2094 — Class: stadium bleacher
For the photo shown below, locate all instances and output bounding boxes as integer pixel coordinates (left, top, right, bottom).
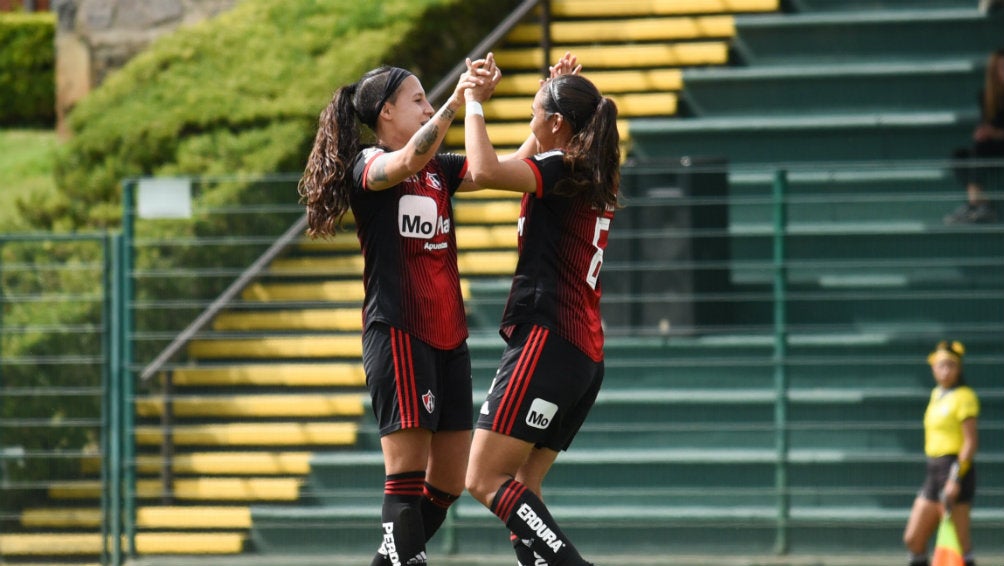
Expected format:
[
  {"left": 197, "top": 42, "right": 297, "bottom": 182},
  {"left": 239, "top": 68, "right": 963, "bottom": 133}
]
[{"left": 5, "top": 0, "right": 1002, "bottom": 562}]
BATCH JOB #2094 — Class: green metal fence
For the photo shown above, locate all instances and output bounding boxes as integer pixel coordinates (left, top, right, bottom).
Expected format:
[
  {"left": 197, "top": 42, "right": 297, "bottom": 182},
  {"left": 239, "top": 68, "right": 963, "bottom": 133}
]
[{"left": 1, "top": 160, "right": 1002, "bottom": 563}]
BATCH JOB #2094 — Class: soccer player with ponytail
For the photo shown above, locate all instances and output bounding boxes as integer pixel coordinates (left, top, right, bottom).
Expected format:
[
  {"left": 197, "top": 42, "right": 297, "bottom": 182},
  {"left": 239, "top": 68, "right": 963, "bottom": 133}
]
[
  {"left": 298, "top": 62, "right": 490, "bottom": 565},
  {"left": 463, "top": 52, "right": 620, "bottom": 566}
]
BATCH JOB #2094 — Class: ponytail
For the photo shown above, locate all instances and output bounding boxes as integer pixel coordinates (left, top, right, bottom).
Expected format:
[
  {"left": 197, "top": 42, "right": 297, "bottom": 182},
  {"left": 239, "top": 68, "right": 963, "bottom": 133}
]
[
  {"left": 298, "top": 83, "right": 361, "bottom": 238},
  {"left": 559, "top": 94, "right": 621, "bottom": 211},
  {"left": 298, "top": 66, "right": 414, "bottom": 238}
]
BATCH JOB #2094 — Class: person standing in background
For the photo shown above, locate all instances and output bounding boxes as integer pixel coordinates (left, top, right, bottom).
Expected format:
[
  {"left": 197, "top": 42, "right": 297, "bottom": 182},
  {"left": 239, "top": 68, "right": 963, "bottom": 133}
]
[
  {"left": 903, "top": 340, "right": 980, "bottom": 566},
  {"left": 945, "top": 48, "right": 1004, "bottom": 224}
]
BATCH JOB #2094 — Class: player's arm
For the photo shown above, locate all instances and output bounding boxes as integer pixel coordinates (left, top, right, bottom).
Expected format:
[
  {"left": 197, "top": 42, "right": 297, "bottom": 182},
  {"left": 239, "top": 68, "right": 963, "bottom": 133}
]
[
  {"left": 367, "top": 64, "right": 488, "bottom": 191},
  {"left": 503, "top": 51, "right": 582, "bottom": 162},
  {"left": 463, "top": 56, "right": 536, "bottom": 194}
]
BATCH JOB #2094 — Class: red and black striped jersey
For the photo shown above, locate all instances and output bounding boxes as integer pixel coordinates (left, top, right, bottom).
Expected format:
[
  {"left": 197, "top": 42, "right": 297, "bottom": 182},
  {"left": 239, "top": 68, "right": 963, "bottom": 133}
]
[
  {"left": 350, "top": 147, "right": 469, "bottom": 350},
  {"left": 500, "top": 150, "right": 615, "bottom": 362}
]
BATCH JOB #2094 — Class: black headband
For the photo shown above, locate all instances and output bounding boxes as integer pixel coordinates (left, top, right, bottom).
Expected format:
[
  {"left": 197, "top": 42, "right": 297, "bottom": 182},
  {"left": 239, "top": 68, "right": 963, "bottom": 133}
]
[{"left": 358, "top": 67, "right": 413, "bottom": 129}]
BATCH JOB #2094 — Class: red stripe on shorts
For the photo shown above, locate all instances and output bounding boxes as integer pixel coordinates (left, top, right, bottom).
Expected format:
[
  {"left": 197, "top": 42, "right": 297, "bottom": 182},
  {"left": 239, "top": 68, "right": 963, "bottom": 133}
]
[
  {"left": 391, "top": 327, "right": 419, "bottom": 429},
  {"left": 493, "top": 325, "right": 549, "bottom": 435}
]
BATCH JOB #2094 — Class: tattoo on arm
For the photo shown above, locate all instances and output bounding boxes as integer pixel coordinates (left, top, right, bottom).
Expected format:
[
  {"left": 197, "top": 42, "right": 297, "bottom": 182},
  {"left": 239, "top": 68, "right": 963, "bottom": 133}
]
[
  {"left": 370, "top": 159, "right": 389, "bottom": 185},
  {"left": 414, "top": 123, "right": 439, "bottom": 155},
  {"left": 440, "top": 106, "right": 456, "bottom": 121}
]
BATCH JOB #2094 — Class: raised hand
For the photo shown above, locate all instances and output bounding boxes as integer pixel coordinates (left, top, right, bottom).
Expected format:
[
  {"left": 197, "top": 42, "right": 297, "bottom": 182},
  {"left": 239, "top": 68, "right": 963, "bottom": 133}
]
[
  {"left": 465, "top": 52, "right": 501, "bottom": 103},
  {"left": 545, "top": 51, "right": 582, "bottom": 83}
]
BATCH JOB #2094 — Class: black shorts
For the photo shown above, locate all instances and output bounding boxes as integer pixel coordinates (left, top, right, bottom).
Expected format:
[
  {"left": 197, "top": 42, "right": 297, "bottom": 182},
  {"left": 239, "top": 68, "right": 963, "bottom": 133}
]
[
  {"left": 920, "top": 455, "right": 976, "bottom": 504},
  {"left": 476, "top": 324, "right": 603, "bottom": 451},
  {"left": 363, "top": 323, "right": 473, "bottom": 436}
]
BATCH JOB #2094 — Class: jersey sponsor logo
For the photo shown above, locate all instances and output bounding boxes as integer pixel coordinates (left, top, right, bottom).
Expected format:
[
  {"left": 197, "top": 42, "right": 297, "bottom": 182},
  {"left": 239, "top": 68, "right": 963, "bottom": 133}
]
[
  {"left": 525, "top": 398, "right": 558, "bottom": 430},
  {"left": 422, "top": 390, "right": 435, "bottom": 414},
  {"left": 398, "top": 195, "right": 451, "bottom": 240},
  {"left": 515, "top": 503, "right": 566, "bottom": 553},
  {"left": 517, "top": 215, "right": 526, "bottom": 237}
]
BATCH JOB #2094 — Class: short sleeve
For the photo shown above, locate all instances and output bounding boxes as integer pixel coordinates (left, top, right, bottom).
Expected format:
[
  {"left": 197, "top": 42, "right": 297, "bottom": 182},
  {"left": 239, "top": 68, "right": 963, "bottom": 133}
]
[
  {"left": 956, "top": 387, "right": 980, "bottom": 421},
  {"left": 435, "top": 153, "right": 468, "bottom": 195},
  {"left": 352, "top": 147, "right": 385, "bottom": 192}
]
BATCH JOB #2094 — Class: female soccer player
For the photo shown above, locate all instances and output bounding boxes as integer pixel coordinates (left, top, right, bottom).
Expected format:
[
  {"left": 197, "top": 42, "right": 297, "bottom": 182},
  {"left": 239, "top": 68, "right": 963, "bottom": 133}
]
[{"left": 462, "top": 52, "right": 620, "bottom": 566}]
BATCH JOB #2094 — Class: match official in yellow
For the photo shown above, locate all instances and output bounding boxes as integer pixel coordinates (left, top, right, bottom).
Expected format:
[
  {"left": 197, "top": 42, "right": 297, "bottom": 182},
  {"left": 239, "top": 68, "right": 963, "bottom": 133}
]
[{"left": 903, "top": 340, "right": 980, "bottom": 566}]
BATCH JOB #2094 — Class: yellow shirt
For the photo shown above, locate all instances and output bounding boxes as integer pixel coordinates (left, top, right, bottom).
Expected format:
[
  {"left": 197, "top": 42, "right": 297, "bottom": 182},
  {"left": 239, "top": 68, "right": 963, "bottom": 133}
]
[{"left": 923, "top": 385, "right": 979, "bottom": 457}]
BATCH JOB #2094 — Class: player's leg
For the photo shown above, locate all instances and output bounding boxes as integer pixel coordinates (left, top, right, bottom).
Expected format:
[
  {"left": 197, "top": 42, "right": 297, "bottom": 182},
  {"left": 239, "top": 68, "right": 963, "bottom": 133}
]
[
  {"left": 903, "top": 495, "right": 940, "bottom": 566},
  {"left": 468, "top": 429, "right": 591, "bottom": 565},
  {"left": 510, "top": 448, "right": 560, "bottom": 566},
  {"left": 365, "top": 324, "right": 438, "bottom": 566},
  {"left": 373, "top": 429, "right": 434, "bottom": 566}
]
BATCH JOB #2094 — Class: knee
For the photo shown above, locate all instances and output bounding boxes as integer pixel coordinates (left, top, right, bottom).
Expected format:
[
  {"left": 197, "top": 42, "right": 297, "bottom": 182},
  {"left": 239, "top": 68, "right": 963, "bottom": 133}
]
[
  {"left": 465, "top": 468, "right": 504, "bottom": 508},
  {"left": 464, "top": 471, "right": 490, "bottom": 506}
]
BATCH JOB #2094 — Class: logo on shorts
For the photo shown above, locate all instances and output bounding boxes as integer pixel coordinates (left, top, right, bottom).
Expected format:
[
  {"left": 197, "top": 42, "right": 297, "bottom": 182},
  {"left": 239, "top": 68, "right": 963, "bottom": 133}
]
[
  {"left": 422, "top": 390, "right": 435, "bottom": 413},
  {"left": 525, "top": 398, "right": 558, "bottom": 430}
]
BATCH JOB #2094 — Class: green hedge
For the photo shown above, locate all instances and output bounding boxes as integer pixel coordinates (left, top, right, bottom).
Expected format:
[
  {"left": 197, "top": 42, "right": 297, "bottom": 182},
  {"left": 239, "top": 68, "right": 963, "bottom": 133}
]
[
  {"left": 24, "top": 0, "right": 518, "bottom": 233},
  {"left": 1, "top": 0, "right": 521, "bottom": 515},
  {"left": 0, "top": 12, "right": 55, "bottom": 127}
]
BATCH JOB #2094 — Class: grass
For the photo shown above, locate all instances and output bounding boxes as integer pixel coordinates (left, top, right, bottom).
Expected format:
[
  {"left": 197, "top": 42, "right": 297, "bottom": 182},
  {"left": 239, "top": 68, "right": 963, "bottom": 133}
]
[{"left": 0, "top": 128, "right": 59, "bottom": 232}]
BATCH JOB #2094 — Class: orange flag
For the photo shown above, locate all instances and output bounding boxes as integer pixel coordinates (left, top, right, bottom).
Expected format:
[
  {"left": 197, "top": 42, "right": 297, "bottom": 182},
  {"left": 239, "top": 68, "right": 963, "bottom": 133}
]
[{"left": 932, "top": 514, "right": 964, "bottom": 566}]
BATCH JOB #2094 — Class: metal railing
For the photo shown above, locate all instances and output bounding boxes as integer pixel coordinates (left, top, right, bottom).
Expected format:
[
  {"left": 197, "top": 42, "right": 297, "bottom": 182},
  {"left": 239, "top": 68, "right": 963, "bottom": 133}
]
[{"left": 2, "top": 159, "right": 1003, "bottom": 561}]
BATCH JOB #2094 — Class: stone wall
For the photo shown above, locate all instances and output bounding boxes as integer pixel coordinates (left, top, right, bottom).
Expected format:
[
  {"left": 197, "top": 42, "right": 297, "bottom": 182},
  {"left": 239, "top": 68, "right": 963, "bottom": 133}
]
[{"left": 54, "top": 0, "right": 236, "bottom": 134}]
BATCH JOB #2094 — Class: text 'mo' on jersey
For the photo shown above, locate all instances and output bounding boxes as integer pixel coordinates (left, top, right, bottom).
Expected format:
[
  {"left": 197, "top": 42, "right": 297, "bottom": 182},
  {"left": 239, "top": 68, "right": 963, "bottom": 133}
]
[
  {"left": 500, "top": 150, "right": 616, "bottom": 362},
  {"left": 350, "top": 147, "right": 469, "bottom": 350}
]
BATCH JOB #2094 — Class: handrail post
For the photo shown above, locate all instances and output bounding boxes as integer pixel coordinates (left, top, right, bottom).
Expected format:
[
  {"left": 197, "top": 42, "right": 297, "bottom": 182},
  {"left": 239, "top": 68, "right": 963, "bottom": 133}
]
[
  {"left": 100, "top": 232, "right": 113, "bottom": 566},
  {"left": 540, "top": 0, "right": 551, "bottom": 77},
  {"left": 772, "top": 169, "right": 790, "bottom": 555},
  {"left": 161, "top": 370, "right": 175, "bottom": 505},
  {"left": 120, "top": 181, "right": 137, "bottom": 556},
  {"left": 107, "top": 232, "right": 124, "bottom": 566}
]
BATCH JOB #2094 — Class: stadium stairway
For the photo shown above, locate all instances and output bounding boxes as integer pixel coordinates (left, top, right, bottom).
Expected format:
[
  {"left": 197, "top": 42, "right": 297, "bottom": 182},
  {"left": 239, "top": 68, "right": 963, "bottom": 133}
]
[
  {"left": 608, "top": 0, "right": 1004, "bottom": 556},
  {"left": 8, "top": 0, "right": 1004, "bottom": 562}
]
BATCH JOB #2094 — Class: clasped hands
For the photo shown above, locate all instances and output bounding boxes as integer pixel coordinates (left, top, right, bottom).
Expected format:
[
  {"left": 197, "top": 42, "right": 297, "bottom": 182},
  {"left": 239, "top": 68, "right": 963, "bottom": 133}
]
[{"left": 454, "top": 51, "right": 583, "bottom": 108}]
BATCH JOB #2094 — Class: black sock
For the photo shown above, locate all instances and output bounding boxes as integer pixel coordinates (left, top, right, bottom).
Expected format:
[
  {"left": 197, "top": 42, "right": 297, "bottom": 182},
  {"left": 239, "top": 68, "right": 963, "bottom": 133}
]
[
  {"left": 373, "top": 479, "right": 458, "bottom": 565},
  {"left": 419, "top": 482, "right": 458, "bottom": 540},
  {"left": 370, "top": 471, "right": 426, "bottom": 566},
  {"left": 491, "top": 479, "right": 587, "bottom": 566},
  {"left": 511, "top": 531, "right": 545, "bottom": 565}
]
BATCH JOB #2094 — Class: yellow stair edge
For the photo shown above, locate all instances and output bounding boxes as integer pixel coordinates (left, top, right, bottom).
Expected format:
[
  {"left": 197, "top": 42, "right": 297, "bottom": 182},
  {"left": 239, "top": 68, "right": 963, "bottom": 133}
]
[
  {"left": 549, "top": 0, "right": 779, "bottom": 17},
  {"left": 494, "top": 69, "right": 683, "bottom": 96},
  {"left": 493, "top": 42, "right": 729, "bottom": 70},
  {"left": 83, "top": 451, "right": 313, "bottom": 475},
  {"left": 136, "top": 531, "right": 247, "bottom": 554},
  {"left": 0, "top": 532, "right": 246, "bottom": 555},
  {"left": 160, "top": 363, "right": 366, "bottom": 387},
  {"left": 134, "top": 393, "right": 365, "bottom": 418},
  {"left": 483, "top": 92, "right": 677, "bottom": 120},
  {"left": 50, "top": 477, "right": 303, "bottom": 501},
  {"left": 134, "top": 422, "right": 358, "bottom": 447},
  {"left": 0, "top": 533, "right": 102, "bottom": 555},
  {"left": 447, "top": 119, "right": 630, "bottom": 147},
  {"left": 265, "top": 251, "right": 517, "bottom": 280},
  {"left": 508, "top": 15, "right": 735, "bottom": 44},
  {"left": 242, "top": 281, "right": 366, "bottom": 303},
  {"left": 268, "top": 254, "right": 364, "bottom": 276},
  {"left": 456, "top": 225, "right": 518, "bottom": 249},
  {"left": 187, "top": 335, "right": 362, "bottom": 360},
  {"left": 454, "top": 199, "right": 523, "bottom": 224},
  {"left": 21, "top": 506, "right": 251, "bottom": 529},
  {"left": 211, "top": 308, "right": 362, "bottom": 332}
]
